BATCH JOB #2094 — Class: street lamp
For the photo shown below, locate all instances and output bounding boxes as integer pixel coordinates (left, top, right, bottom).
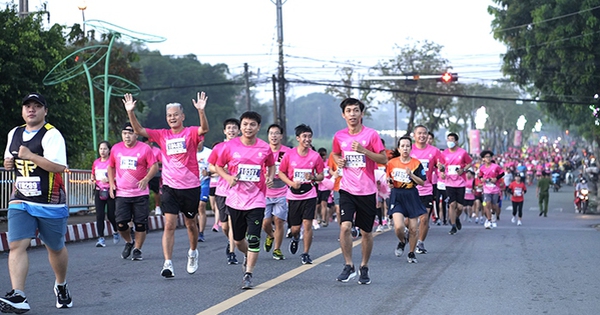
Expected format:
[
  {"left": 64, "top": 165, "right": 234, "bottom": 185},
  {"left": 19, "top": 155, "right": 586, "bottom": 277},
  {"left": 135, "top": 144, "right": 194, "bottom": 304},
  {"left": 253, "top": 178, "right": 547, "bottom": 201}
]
[{"left": 78, "top": 1, "right": 87, "bottom": 36}]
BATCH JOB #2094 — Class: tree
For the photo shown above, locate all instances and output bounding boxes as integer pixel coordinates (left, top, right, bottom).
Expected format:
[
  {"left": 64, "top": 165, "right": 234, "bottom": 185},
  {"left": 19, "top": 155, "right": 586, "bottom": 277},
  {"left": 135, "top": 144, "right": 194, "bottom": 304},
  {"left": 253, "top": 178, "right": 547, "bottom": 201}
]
[
  {"left": 325, "top": 66, "right": 375, "bottom": 114},
  {"left": 0, "top": 5, "right": 91, "bottom": 168}
]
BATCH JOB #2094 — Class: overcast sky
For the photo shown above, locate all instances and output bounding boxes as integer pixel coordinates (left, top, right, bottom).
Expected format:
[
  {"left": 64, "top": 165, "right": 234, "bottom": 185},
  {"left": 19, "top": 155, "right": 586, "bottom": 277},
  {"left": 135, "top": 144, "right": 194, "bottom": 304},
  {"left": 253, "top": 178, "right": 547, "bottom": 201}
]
[{"left": 9, "top": 0, "right": 508, "bottom": 99}]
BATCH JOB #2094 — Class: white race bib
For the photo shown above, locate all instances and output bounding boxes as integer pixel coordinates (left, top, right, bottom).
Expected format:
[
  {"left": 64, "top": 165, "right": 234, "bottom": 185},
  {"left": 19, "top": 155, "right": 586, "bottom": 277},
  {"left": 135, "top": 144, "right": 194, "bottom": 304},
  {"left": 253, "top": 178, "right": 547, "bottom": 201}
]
[
  {"left": 344, "top": 151, "right": 366, "bottom": 168},
  {"left": 120, "top": 156, "right": 138, "bottom": 170},
  {"left": 514, "top": 187, "right": 523, "bottom": 196},
  {"left": 15, "top": 176, "right": 41, "bottom": 197},
  {"left": 95, "top": 168, "right": 108, "bottom": 181},
  {"left": 275, "top": 161, "right": 281, "bottom": 175},
  {"left": 391, "top": 168, "right": 411, "bottom": 183},
  {"left": 293, "top": 168, "right": 313, "bottom": 183},
  {"left": 447, "top": 165, "right": 461, "bottom": 175},
  {"left": 438, "top": 182, "right": 446, "bottom": 190},
  {"left": 237, "top": 164, "right": 261, "bottom": 182},
  {"left": 419, "top": 159, "right": 430, "bottom": 172},
  {"left": 166, "top": 137, "right": 187, "bottom": 155},
  {"left": 465, "top": 188, "right": 473, "bottom": 194}
]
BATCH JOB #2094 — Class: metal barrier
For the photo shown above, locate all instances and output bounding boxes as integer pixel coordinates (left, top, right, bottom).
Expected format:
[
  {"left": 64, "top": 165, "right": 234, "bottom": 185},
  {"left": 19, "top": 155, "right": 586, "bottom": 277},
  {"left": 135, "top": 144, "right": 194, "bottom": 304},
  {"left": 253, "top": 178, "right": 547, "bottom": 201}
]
[{"left": 0, "top": 168, "right": 94, "bottom": 219}]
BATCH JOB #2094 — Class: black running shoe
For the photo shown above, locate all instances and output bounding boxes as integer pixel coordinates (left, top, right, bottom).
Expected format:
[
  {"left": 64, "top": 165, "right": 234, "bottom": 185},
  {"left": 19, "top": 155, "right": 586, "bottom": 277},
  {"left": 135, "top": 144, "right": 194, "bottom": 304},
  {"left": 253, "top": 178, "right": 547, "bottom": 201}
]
[
  {"left": 289, "top": 238, "right": 299, "bottom": 255},
  {"left": 0, "top": 290, "right": 30, "bottom": 314},
  {"left": 131, "top": 248, "right": 143, "bottom": 261},
  {"left": 301, "top": 253, "right": 313, "bottom": 265},
  {"left": 357, "top": 266, "right": 371, "bottom": 285},
  {"left": 54, "top": 284, "right": 73, "bottom": 309},
  {"left": 121, "top": 242, "right": 134, "bottom": 259},
  {"left": 456, "top": 217, "right": 462, "bottom": 230},
  {"left": 448, "top": 226, "right": 457, "bottom": 235},
  {"left": 336, "top": 264, "right": 357, "bottom": 282}
]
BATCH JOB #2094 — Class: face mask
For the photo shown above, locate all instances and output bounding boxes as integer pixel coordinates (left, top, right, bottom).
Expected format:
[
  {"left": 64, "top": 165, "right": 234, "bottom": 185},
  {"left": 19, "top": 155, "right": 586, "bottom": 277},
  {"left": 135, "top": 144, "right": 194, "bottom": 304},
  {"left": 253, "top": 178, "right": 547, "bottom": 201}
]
[{"left": 447, "top": 141, "right": 456, "bottom": 149}]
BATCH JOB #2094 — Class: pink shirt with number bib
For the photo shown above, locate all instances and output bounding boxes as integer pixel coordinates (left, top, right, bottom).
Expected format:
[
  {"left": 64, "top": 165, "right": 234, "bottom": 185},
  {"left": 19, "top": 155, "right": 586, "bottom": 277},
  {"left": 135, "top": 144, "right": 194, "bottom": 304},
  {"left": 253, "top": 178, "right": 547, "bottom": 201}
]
[
  {"left": 441, "top": 147, "right": 472, "bottom": 188},
  {"left": 266, "top": 145, "right": 291, "bottom": 198},
  {"left": 279, "top": 148, "right": 324, "bottom": 201},
  {"left": 217, "top": 137, "right": 275, "bottom": 210},
  {"left": 92, "top": 158, "right": 110, "bottom": 190},
  {"left": 109, "top": 141, "right": 157, "bottom": 197},
  {"left": 146, "top": 126, "right": 203, "bottom": 189},
  {"left": 411, "top": 144, "right": 442, "bottom": 196},
  {"left": 478, "top": 163, "right": 503, "bottom": 194},
  {"left": 332, "top": 126, "right": 385, "bottom": 196}
]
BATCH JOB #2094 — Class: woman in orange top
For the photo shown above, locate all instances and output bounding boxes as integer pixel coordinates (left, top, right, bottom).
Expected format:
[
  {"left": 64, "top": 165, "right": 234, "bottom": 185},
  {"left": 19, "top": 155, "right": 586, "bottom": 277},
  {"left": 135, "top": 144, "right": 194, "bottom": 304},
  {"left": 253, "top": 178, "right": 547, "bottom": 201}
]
[{"left": 386, "top": 136, "right": 427, "bottom": 263}]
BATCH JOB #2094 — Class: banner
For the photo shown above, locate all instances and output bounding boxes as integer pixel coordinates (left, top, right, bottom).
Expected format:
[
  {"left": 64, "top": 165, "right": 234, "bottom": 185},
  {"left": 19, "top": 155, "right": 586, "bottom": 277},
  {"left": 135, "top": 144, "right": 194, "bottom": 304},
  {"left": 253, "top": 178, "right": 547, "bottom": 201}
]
[
  {"left": 513, "top": 130, "right": 523, "bottom": 147},
  {"left": 469, "top": 129, "right": 481, "bottom": 155}
]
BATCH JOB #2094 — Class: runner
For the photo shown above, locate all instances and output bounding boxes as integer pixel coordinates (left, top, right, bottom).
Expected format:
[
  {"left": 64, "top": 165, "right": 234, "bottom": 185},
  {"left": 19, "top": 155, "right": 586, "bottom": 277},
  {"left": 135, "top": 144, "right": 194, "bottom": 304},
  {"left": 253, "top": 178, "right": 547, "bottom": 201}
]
[
  {"left": 108, "top": 123, "right": 158, "bottom": 261},
  {"left": 1, "top": 93, "right": 72, "bottom": 312},
  {"left": 196, "top": 141, "right": 212, "bottom": 242},
  {"left": 439, "top": 133, "right": 472, "bottom": 235},
  {"left": 477, "top": 150, "right": 504, "bottom": 229},
  {"left": 410, "top": 125, "right": 441, "bottom": 254},
  {"left": 387, "top": 136, "right": 427, "bottom": 263},
  {"left": 215, "top": 111, "right": 275, "bottom": 289},
  {"left": 508, "top": 173, "right": 527, "bottom": 225},
  {"left": 278, "top": 124, "right": 324, "bottom": 265},
  {"left": 262, "top": 124, "right": 290, "bottom": 261},
  {"left": 123, "top": 92, "right": 209, "bottom": 277},
  {"left": 332, "top": 98, "right": 387, "bottom": 285},
  {"left": 91, "top": 141, "right": 119, "bottom": 247}
]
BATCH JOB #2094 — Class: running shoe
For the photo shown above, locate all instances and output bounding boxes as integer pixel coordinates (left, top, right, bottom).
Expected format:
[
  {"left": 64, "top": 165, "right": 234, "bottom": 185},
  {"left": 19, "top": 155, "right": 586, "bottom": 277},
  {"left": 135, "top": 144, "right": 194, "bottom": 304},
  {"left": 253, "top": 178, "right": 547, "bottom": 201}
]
[
  {"left": 264, "top": 236, "right": 274, "bottom": 252},
  {"left": 0, "top": 290, "right": 30, "bottom": 314},
  {"left": 357, "top": 266, "right": 371, "bottom": 285},
  {"left": 227, "top": 252, "right": 239, "bottom": 265},
  {"left": 416, "top": 242, "right": 428, "bottom": 254},
  {"left": 407, "top": 252, "right": 418, "bottom": 263},
  {"left": 475, "top": 216, "right": 479, "bottom": 224},
  {"left": 312, "top": 219, "right": 321, "bottom": 230},
  {"left": 491, "top": 222, "right": 497, "bottom": 228},
  {"left": 112, "top": 232, "right": 121, "bottom": 245},
  {"left": 197, "top": 232, "right": 205, "bottom": 242},
  {"left": 225, "top": 242, "right": 230, "bottom": 255},
  {"left": 54, "top": 284, "right": 73, "bottom": 309},
  {"left": 448, "top": 226, "right": 457, "bottom": 235},
  {"left": 131, "top": 248, "right": 143, "bottom": 261},
  {"left": 272, "top": 249, "right": 285, "bottom": 260},
  {"left": 351, "top": 226, "right": 359, "bottom": 238},
  {"left": 155, "top": 207, "right": 162, "bottom": 215},
  {"left": 161, "top": 261, "right": 175, "bottom": 278},
  {"left": 212, "top": 223, "right": 219, "bottom": 232},
  {"left": 511, "top": 216, "right": 516, "bottom": 223},
  {"left": 286, "top": 228, "right": 292, "bottom": 238},
  {"left": 301, "top": 253, "right": 313, "bottom": 265},
  {"left": 395, "top": 241, "right": 405, "bottom": 257},
  {"left": 121, "top": 242, "right": 134, "bottom": 259},
  {"left": 336, "top": 264, "right": 357, "bottom": 282},
  {"left": 375, "top": 225, "right": 384, "bottom": 233},
  {"left": 187, "top": 249, "right": 199, "bottom": 274},
  {"left": 484, "top": 220, "right": 491, "bottom": 229},
  {"left": 517, "top": 220, "right": 522, "bottom": 226},
  {"left": 95, "top": 237, "right": 106, "bottom": 248},
  {"left": 456, "top": 217, "right": 462, "bottom": 230},
  {"left": 242, "top": 273, "right": 253, "bottom": 290},
  {"left": 289, "top": 238, "right": 299, "bottom": 255},
  {"left": 404, "top": 227, "right": 409, "bottom": 243}
]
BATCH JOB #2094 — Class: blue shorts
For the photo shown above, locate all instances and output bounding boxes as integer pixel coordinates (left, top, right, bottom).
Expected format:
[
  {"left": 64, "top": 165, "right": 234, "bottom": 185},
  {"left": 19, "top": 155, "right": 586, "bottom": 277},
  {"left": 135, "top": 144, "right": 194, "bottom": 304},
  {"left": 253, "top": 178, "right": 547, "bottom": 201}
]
[
  {"left": 8, "top": 206, "right": 67, "bottom": 251},
  {"left": 200, "top": 179, "right": 210, "bottom": 202},
  {"left": 265, "top": 196, "right": 288, "bottom": 220}
]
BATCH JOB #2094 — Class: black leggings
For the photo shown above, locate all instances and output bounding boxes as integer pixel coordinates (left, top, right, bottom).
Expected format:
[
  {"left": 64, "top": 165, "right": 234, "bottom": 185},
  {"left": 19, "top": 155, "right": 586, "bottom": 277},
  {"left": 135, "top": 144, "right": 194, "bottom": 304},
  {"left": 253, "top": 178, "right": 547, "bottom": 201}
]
[
  {"left": 95, "top": 190, "right": 117, "bottom": 236},
  {"left": 512, "top": 201, "right": 523, "bottom": 218}
]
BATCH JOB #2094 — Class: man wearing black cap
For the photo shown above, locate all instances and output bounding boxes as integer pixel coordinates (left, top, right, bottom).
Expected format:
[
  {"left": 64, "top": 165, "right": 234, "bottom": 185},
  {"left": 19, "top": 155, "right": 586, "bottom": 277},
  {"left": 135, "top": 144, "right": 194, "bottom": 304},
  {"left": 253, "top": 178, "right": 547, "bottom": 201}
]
[{"left": 1, "top": 93, "right": 72, "bottom": 312}]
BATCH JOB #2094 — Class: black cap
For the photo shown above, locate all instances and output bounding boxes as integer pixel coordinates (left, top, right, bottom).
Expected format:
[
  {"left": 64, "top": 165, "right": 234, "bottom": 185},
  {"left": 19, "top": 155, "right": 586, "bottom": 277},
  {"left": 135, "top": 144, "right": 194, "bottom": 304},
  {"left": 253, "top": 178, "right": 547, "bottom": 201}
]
[
  {"left": 122, "top": 122, "right": 134, "bottom": 132},
  {"left": 22, "top": 93, "right": 47, "bottom": 107}
]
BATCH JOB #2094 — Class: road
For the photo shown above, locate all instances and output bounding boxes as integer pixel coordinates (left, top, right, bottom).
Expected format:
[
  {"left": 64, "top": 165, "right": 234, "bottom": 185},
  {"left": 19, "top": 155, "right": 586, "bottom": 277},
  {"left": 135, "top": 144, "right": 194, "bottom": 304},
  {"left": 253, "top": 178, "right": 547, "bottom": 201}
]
[{"left": 1, "top": 186, "right": 599, "bottom": 315}]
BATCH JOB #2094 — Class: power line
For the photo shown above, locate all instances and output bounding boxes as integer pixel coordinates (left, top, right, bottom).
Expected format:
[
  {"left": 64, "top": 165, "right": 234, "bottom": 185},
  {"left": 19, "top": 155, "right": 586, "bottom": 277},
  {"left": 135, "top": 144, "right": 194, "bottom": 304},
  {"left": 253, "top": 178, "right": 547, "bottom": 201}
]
[{"left": 493, "top": 5, "right": 600, "bottom": 33}]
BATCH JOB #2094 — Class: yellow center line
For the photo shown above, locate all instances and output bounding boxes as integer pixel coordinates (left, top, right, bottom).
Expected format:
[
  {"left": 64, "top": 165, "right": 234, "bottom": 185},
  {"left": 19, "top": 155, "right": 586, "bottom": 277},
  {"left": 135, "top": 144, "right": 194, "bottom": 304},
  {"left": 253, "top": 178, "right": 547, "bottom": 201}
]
[{"left": 197, "top": 230, "right": 388, "bottom": 315}]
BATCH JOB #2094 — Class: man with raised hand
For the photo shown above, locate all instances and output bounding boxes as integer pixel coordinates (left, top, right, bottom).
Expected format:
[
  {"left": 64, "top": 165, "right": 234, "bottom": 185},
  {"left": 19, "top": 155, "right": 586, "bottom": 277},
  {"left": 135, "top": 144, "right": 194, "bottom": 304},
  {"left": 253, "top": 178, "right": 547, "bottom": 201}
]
[
  {"left": 123, "top": 92, "right": 208, "bottom": 278},
  {"left": 332, "top": 98, "right": 388, "bottom": 285}
]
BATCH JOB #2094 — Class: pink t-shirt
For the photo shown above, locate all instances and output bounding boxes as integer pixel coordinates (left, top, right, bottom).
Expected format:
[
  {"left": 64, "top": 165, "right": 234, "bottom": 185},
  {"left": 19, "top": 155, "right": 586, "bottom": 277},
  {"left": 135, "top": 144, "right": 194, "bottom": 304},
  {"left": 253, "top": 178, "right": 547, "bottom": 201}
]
[
  {"left": 109, "top": 141, "right": 157, "bottom": 197},
  {"left": 478, "top": 163, "right": 504, "bottom": 194},
  {"left": 279, "top": 148, "right": 324, "bottom": 201},
  {"left": 411, "top": 144, "right": 442, "bottom": 196},
  {"left": 209, "top": 142, "right": 228, "bottom": 196},
  {"left": 465, "top": 177, "right": 475, "bottom": 200},
  {"left": 92, "top": 158, "right": 110, "bottom": 190},
  {"left": 441, "top": 147, "right": 472, "bottom": 188},
  {"left": 266, "top": 145, "right": 291, "bottom": 198},
  {"left": 332, "top": 126, "right": 385, "bottom": 196},
  {"left": 217, "top": 137, "right": 275, "bottom": 210},
  {"left": 146, "top": 126, "right": 203, "bottom": 189}
]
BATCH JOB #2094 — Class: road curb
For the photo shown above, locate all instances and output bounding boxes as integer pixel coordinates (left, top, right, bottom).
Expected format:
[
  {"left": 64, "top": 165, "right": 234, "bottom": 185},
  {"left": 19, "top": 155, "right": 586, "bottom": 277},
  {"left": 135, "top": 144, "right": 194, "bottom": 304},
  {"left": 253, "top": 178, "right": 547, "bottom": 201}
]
[{"left": 0, "top": 214, "right": 185, "bottom": 252}]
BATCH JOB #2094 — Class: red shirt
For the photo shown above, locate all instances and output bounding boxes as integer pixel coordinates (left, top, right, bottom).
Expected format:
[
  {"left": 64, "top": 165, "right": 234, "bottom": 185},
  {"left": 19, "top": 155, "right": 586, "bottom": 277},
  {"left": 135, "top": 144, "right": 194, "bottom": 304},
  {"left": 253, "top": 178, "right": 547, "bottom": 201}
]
[{"left": 508, "top": 181, "right": 527, "bottom": 202}]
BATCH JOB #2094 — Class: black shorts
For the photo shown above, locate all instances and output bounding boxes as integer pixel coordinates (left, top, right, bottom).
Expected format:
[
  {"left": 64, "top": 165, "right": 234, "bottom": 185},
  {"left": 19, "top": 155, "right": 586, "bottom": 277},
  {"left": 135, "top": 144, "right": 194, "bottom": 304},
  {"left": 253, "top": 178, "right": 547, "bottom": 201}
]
[
  {"left": 419, "top": 195, "right": 434, "bottom": 210},
  {"left": 339, "top": 190, "right": 377, "bottom": 233},
  {"left": 115, "top": 195, "right": 149, "bottom": 224},
  {"left": 317, "top": 190, "right": 331, "bottom": 203},
  {"left": 464, "top": 199, "right": 474, "bottom": 207},
  {"left": 215, "top": 195, "right": 230, "bottom": 222},
  {"left": 149, "top": 177, "right": 160, "bottom": 194},
  {"left": 161, "top": 185, "right": 200, "bottom": 219},
  {"left": 228, "top": 207, "right": 264, "bottom": 241},
  {"left": 288, "top": 198, "right": 317, "bottom": 226},
  {"left": 209, "top": 187, "right": 216, "bottom": 197},
  {"left": 446, "top": 187, "right": 466, "bottom": 205},
  {"left": 475, "top": 194, "right": 483, "bottom": 202}
]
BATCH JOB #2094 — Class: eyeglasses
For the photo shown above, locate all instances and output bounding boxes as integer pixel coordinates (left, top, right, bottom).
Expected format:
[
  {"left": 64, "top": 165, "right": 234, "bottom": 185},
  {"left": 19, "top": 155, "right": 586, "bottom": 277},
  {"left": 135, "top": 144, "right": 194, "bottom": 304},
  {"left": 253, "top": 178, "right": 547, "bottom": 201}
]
[{"left": 268, "top": 132, "right": 281, "bottom": 136}]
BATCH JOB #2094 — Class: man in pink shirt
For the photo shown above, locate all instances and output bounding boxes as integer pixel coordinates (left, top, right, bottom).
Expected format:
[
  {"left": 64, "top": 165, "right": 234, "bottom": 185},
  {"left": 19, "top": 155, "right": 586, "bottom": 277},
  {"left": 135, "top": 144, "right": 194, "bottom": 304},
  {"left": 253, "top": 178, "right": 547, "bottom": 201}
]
[
  {"left": 263, "top": 123, "right": 290, "bottom": 261},
  {"left": 332, "top": 98, "right": 388, "bottom": 285},
  {"left": 278, "top": 124, "right": 324, "bottom": 265},
  {"left": 108, "top": 123, "right": 158, "bottom": 261},
  {"left": 478, "top": 150, "right": 505, "bottom": 229},
  {"left": 439, "top": 133, "right": 473, "bottom": 235},
  {"left": 410, "top": 125, "right": 442, "bottom": 254},
  {"left": 123, "top": 92, "right": 209, "bottom": 278},
  {"left": 215, "top": 111, "right": 275, "bottom": 289}
]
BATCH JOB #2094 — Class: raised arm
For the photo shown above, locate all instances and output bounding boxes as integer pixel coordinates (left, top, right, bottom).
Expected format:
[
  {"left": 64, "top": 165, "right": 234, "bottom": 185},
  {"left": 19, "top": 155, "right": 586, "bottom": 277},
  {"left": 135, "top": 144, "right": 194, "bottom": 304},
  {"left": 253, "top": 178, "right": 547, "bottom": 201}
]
[
  {"left": 192, "top": 91, "right": 209, "bottom": 136},
  {"left": 123, "top": 93, "right": 149, "bottom": 138}
]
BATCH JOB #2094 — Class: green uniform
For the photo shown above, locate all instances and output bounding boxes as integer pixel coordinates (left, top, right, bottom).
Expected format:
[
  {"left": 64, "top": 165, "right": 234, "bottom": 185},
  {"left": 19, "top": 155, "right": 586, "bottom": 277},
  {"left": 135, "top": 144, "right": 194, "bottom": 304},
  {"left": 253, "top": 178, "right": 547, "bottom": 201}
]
[{"left": 537, "top": 177, "right": 550, "bottom": 216}]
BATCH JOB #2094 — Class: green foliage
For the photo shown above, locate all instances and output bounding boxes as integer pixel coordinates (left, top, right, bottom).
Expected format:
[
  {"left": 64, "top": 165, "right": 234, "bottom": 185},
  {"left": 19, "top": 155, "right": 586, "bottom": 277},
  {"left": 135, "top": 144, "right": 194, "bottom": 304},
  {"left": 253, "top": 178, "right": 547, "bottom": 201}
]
[{"left": 286, "top": 93, "right": 347, "bottom": 140}]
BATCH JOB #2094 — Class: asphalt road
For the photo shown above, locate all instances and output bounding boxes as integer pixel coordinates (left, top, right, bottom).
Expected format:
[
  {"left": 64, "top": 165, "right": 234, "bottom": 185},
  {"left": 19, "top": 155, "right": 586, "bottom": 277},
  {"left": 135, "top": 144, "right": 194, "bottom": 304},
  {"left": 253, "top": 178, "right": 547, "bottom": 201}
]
[{"left": 1, "top": 186, "right": 599, "bottom": 315}]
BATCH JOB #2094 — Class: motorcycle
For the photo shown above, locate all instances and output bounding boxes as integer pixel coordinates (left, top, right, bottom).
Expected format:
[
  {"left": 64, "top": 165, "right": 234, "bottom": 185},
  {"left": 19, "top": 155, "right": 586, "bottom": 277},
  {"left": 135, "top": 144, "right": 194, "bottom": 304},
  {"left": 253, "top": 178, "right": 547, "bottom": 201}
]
[
  {"left": 551, "top": 173, "right": 561, "bottom": 192},
  {"left": 565, "top": 171, "right": 574, "bottom": 186},
  {"left": 576, "top": 188, "right": 589, "bottom": 214}
]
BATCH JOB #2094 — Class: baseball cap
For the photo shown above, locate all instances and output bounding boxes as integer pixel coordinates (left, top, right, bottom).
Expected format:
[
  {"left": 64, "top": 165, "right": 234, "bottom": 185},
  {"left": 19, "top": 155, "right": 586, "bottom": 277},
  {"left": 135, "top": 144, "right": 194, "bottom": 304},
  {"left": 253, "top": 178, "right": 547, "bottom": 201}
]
[
  {"left": 22, "top": 93, "right": 47, "bottom": 107},
  {"left": 122, "top": 122, "right": 134, "bottom": 132}
]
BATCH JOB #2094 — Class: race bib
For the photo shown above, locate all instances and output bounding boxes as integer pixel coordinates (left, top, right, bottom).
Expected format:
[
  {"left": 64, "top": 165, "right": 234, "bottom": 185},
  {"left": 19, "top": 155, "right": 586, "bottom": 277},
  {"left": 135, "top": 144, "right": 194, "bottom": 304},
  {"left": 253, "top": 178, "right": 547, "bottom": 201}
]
[
  {"left": 447, "top": 165, "right": 461, "bottom": 175},
  {"left": 344, "top": 151, "right": 366, "bottom": 168},
  {"left": 15, "top": 176, "right": 41, "bottom": 197},
  {"left": 485, "top": 181, "right": 496, "bottom": 188},
  {"left": 438, "top": 182, "right": 446, "bottom": 190},
  {"left": 293, "top": 168, "right": 313, "bottom": 183},
  {"left": 476, "top": 187, "right": 483, "bottom": 193},
  {"left": 275, "top": 161, "right": 281, "bottom": 175},
  {"left": 419, "top": 159, "right": 430, "bottom": 171},
  {"left": 238, "top": 164, "right": 261, "bottom": 182},
  {"left": 120, "top": 156, "right": 138, "bottom": 170},
  {"left": 95, "top": 168, "right": 108, "bottom": 181},
  {"left": 465, "top": 188, "right": 473, "bottom": 194},
  {"left": 391, "top": 168, "right": 411, "bottom": 183},
  {"left": 514, "top": 187, "right": 523, "bottom": 196},
  {"left": 166, "top": 137, "right": 187, "bottom": 155}
]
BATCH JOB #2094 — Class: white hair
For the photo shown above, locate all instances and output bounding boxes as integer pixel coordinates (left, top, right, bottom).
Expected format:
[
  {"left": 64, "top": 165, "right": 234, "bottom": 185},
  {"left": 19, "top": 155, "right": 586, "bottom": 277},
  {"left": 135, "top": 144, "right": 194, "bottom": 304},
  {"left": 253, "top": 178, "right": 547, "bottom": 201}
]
[{"left": 165, "top": 102, "right": 183, "bottom": 113}]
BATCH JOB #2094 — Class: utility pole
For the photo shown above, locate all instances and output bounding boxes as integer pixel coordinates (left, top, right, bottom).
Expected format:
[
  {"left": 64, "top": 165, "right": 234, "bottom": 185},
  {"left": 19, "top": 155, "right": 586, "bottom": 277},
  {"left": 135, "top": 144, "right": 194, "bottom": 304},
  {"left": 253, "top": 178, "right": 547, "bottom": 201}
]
[
  {"left": 19, "top": 0, "right": 29, "bottom": 18},
  {"left": 272, "top": 75, "right": 278, "bottom": 126},
  {"left": 244, "top": 63, "right": 251, "bottom": 111},
  {"left": 274, "top": 0, "right": 286, "bottom": 141}
]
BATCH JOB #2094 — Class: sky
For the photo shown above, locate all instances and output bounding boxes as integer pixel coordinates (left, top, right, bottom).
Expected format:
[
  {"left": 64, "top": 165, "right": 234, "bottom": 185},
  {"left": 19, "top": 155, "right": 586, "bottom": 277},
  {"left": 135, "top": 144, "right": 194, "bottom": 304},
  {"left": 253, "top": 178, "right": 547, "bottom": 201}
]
[{"left": 7, "top": 0, "right": 508, "bottom": 101}]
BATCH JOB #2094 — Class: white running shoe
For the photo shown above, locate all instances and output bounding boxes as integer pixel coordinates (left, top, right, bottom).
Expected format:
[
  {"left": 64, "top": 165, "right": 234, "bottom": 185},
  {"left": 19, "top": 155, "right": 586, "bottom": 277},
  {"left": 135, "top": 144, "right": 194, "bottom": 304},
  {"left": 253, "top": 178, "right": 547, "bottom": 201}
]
[
  {"left": 484, "top": 220, "right": 491, "bottom": 229},
  {"left": 161, "top": 260, "right": 175, "bottom": 278},
  {"left": 155, "top": 207, "right": 162, "bottom": 216},
  {"left": 187, "top": 249, "right": 199, "bottom": 274},
  {"left": 491, "top": 222, "right": 497, "bottom": 228},
  {"left": 375, "top": 225, "right": 384, "bottom": 233},
  {"left": 517, "top": 220, "right": 522, "bottom": 226},
  {"left": 511, "top": 216, "right": 516, "bottom": 223}
]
